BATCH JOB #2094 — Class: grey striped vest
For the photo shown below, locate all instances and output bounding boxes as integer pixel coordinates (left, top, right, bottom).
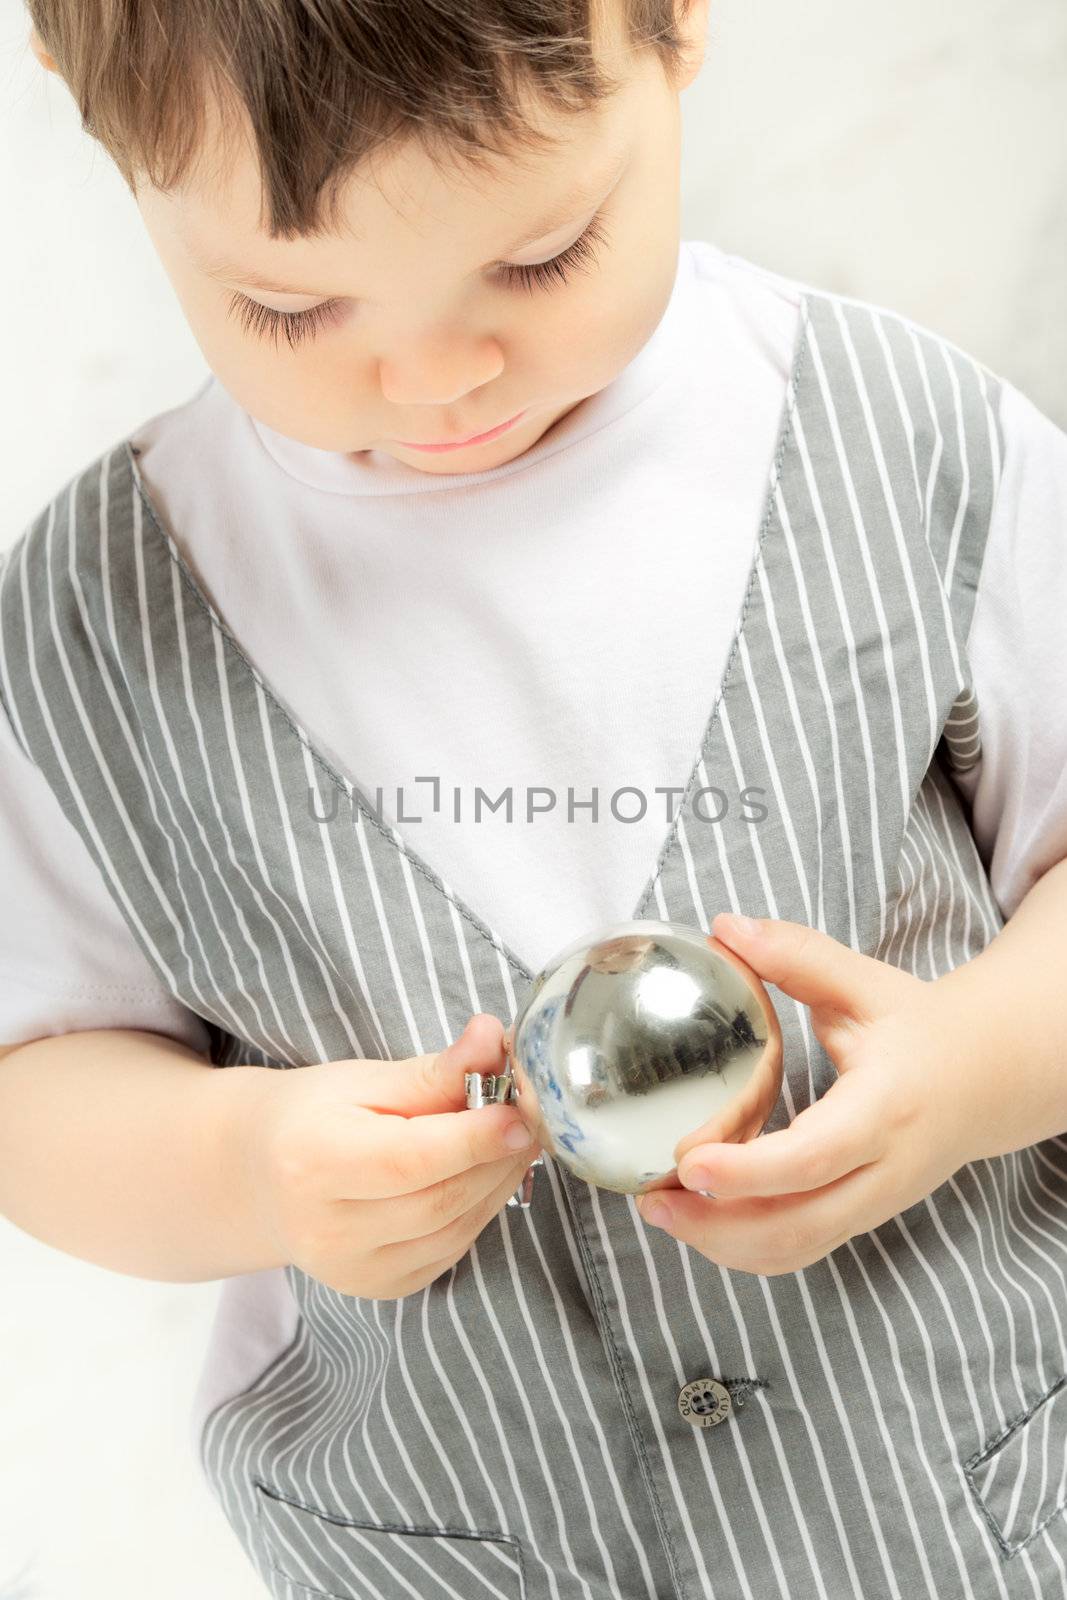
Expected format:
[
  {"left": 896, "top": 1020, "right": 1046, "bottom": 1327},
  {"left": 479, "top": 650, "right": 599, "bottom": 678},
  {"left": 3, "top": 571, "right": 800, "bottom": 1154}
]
[{"left": 5, "top": 288, "right": 1065, "bottom": 1600}]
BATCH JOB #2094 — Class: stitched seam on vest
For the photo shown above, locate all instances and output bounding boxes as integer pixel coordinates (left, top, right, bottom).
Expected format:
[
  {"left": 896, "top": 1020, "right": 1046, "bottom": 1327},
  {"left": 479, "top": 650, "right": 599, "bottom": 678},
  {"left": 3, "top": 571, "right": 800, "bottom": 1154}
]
[
  {"left": 633, "top": 292, "right": 812, "bottom": 921},
  {"left": 937, "top": 354, "right": 1005, "bottom": 659},
  {"left": 962, "top": 1372, "right": 1067, "bottom": 1559},
  {"left": 931, "top": 361, "right": 1006, "bottom": 783},
  {"left": 0, "top": 593, "right": 33, "bottom": 766},
  {"left": 122, "top": 442, "right": 532, "bottom": 981},
  {"left": 256, "top": 1481, "right": 525, "bottom": 1540},
  {"left": 253, "top": 1480, "right": 526, "bottom": 1597}
]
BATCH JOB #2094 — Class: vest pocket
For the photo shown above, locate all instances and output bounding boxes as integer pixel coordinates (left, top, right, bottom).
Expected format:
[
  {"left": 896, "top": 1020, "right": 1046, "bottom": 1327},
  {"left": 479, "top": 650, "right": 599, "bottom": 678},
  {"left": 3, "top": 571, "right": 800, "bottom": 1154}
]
[
  {"left": 253, "top": 1480, "right": 525, "bottom": 1599},
  {"left": 964, "top": 1373, "right": 1067, "bottom": 1558}
]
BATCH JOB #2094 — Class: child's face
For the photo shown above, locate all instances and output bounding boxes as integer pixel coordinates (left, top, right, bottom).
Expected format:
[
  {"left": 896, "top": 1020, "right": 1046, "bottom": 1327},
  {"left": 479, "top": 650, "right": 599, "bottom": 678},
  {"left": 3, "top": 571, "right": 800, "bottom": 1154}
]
[{"left": 128, "top": 6, "right": 705, "bottom": 476}]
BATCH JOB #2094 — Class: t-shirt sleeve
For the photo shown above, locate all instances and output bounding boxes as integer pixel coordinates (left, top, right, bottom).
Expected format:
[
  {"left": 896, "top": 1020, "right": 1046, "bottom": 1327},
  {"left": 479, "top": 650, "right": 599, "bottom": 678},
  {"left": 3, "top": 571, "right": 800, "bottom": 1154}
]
[
  {"left": 953, "top": 377, "right": 1067, "bottom": 921},
  {"left": 0, "top": 687, "right": 212, "bottom": 1055}
]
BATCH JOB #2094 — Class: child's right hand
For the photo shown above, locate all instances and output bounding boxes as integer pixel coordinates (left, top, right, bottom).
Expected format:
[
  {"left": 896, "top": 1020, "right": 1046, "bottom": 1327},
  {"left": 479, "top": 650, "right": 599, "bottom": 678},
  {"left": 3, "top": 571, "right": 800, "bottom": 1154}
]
[{"left": 243, "top": 1013, "right": 539, "bottom": 1300}]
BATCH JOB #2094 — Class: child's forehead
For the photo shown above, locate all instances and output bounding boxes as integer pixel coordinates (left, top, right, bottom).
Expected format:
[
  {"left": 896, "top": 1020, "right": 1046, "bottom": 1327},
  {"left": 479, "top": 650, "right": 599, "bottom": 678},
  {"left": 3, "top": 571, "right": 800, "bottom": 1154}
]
[{"left": 141, "top": 50, "right": 643, "bottom": 279}]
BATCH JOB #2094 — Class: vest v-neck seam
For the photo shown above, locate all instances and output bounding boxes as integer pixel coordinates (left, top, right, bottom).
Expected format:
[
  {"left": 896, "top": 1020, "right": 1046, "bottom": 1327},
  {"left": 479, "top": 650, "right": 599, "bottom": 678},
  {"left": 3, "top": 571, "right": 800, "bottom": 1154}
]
[
  {"left": 633, "top": 291, "right": 812, "bottom": 919},
  {"left": 121, "top": 290, "right": 811, "bottom": 986},
  {"left": 123, "top": 439, "right": 536, "bottom": 982}
]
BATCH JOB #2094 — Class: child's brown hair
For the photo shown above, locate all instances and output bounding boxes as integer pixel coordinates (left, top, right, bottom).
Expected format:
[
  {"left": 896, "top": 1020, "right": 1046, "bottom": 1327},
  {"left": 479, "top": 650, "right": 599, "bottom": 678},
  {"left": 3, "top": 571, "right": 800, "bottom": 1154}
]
[{"left": 28, "top": 0, "right": 695, "bottom": 237}]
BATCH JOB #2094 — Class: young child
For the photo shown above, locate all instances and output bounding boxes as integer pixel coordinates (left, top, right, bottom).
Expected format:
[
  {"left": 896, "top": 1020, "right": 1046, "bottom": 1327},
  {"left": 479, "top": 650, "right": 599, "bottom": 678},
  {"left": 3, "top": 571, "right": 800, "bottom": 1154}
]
[{"left": 4, "top": 1, "right": 1067, "bottom": 1595}]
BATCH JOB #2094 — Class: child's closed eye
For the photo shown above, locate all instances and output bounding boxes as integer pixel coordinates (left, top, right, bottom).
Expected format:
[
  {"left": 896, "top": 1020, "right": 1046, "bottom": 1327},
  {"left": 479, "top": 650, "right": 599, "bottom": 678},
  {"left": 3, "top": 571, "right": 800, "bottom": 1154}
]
[
  {"left": 496, "top": 210, "right": 610, "bottom": 296},
  {"left": 226, "top": 211, "right": 612, "bottom": 351},
  {"left": 225, "top": 293, "right": 349, "bottom": 351}
]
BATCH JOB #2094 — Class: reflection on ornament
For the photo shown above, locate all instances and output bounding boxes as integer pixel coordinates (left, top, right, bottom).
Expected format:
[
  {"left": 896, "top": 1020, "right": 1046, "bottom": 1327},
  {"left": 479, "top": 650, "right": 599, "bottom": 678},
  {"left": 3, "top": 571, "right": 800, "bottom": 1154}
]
[{"left": 465, "top": 919, "right": 783, "bottom": 1207}]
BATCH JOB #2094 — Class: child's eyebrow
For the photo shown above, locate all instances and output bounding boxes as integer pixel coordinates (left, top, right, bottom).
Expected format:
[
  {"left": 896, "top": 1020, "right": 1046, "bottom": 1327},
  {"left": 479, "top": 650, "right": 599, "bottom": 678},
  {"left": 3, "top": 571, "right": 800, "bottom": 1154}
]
[{"left": 192, "top": 149, "right": 629, "bottom": 297}]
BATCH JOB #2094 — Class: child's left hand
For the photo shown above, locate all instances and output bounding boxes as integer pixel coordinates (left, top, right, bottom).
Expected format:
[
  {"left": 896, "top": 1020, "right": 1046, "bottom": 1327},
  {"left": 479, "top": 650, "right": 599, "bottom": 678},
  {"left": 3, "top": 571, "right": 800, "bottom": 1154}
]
[{"left": 635, "top": 911, "right": 984, "bottom": 1277}]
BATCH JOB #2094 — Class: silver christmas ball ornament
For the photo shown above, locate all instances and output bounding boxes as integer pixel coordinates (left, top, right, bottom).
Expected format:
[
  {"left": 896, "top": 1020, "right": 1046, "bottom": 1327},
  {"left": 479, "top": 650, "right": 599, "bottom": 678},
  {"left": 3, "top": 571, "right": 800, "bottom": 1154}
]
[{"left": 467, "top": 919, "right": 783, "bottom": 1206}]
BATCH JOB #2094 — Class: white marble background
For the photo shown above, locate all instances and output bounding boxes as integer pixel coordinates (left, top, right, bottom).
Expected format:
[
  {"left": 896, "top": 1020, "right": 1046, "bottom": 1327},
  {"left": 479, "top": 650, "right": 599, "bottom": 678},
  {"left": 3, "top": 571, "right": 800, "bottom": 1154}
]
[{"left": 1, "top": 0, "right": 1064, "bottom": 1595}]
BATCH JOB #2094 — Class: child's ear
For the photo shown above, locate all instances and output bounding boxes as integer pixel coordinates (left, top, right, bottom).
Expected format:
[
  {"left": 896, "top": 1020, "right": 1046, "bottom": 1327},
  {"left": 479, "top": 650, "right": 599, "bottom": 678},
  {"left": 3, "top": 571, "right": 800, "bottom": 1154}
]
[
  {"left": 29, "top": 26, "right": 59, "bottom": 74},
  {"left": 671, "top": 0, "right": 711, "bottom": 93}
]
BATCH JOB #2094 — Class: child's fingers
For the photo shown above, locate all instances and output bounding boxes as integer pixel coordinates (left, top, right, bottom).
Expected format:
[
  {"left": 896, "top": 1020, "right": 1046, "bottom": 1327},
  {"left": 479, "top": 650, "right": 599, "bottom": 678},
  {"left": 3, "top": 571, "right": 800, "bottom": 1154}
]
[
  {"left": 323, "top": 1099, "right": 536, "bottom": 1200},
  {"left": 355, "top": 1150, "right": 534, "bottom": 1252},
  {"left": 674, "top": 1062, "right": 886, "bottom": 1199}
]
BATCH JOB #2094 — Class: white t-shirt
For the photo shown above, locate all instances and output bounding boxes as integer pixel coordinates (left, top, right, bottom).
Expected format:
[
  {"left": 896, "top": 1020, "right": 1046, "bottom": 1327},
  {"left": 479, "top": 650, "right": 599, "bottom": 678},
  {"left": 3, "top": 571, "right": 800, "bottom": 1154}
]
[{"left": 2, "top": 240, "right": 1065, "bottom": 1055}]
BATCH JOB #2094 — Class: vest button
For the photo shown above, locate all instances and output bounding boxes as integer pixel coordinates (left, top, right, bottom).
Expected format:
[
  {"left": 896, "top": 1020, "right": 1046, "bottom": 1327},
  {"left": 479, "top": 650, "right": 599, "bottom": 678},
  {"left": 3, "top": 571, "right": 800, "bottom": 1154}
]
[{"left": 678, "top": 1377, "right": 732, "bottom": 1428}]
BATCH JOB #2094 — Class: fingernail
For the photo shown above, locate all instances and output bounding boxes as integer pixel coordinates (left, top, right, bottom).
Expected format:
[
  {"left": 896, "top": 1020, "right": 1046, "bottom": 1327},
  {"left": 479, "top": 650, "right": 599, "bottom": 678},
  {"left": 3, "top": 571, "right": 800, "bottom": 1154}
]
[
  {"left": 682, "top": 1165, "right": 713, "bottom": 1191},
  {"left": 724, "top": 913, "right": 761, "bottom": 936},
  {"left": 504, "top": 1120, "right": 533, "bottom": 1150},
  {"left": 641, "top": 1200, "right": 672, "bottom": 1229}
]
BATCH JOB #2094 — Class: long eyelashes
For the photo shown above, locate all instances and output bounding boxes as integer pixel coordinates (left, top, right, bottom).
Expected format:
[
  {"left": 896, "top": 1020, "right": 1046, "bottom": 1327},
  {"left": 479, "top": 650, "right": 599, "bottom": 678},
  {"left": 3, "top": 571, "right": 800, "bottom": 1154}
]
[
  {"left": 226, "top": 294, "right": 348, "bottom": 351},
  {"left": 496, "top": 211, "right": 610, "bottom": 295},
  {"left": 226, "top": 212, "right": 611, "bottom": 350}
]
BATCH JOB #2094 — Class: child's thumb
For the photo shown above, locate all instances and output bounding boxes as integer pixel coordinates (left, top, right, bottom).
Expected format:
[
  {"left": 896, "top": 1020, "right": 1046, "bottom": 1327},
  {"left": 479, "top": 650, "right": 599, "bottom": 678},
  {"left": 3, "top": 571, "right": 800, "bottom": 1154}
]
[
  {"left": 420, "top": 1013, "right": 508, "bottom": 1107},
  {"left": 343, "top": 1015, "right": 507, "bottom": 1120}
]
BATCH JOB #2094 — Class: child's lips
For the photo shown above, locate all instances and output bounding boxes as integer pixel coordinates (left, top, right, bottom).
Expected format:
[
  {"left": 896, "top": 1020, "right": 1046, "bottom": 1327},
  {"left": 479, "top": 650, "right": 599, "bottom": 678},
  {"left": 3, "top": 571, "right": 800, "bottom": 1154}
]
[{"left": 393, "top": 409, "right": 527, "bottom": 450}]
